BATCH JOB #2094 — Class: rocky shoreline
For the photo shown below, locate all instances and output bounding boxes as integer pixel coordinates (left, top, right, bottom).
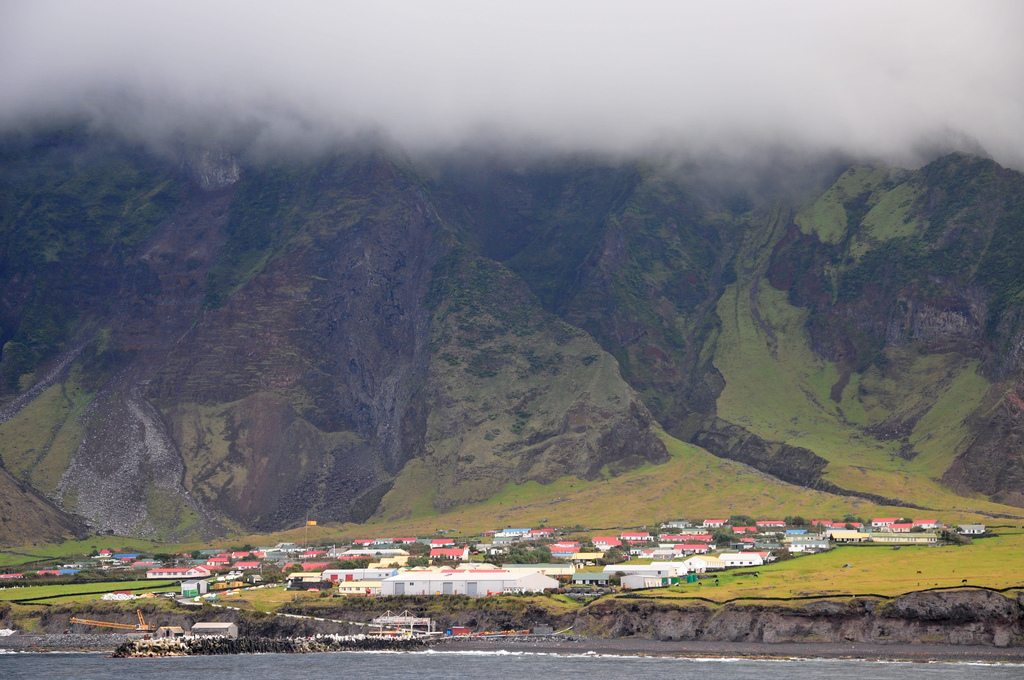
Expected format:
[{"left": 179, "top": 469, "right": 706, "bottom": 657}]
[
  {"left": 3, "top": 632, "right": 1024, "bottom": 663},
  {"left": 111, "top": 633, "right": 430, "bottom": 657},
  {"left": 2, "top": 588, "right": 1021, "bottom": 660}
]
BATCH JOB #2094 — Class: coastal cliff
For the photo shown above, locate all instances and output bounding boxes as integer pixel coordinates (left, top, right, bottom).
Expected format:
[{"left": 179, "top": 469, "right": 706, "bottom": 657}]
[{"left": 576, "top": 589, "right": 1024, "bottom": 647}]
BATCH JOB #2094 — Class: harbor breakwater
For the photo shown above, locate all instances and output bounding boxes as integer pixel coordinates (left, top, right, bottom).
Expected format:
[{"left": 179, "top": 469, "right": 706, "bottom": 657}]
[{"left": 112, "top": 634, "right": 432, "bottom": 657}]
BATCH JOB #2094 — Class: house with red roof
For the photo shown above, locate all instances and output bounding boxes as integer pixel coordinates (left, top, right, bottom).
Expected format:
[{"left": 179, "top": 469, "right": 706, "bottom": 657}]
[
  {"left": 674, "top": 544, "right": 709, "bottom": 555},
  {"left": 620, "top": 531, "right": 652, "bottom": 543},
  {"left": 913, "top": 520, "right": 940, "bottom": 530},
  {"left": 550, "top": 542, "right": 581, "bottom": 558},
  {"left": 430, "top": 547, "right": 469, "bottom": 561},
  {"left": 431, "top": 538, "right": 456, "bottom": 547},
  {"left": 755, "top": 520, "right": 786, "bottom": 528},
  {"left": 702, "top": 519, "right": 726, "bottom": 528},
  {"left": 660, "top": 534, "right": 696, "bottom": 542},
  {"left": 146, "top": 565, "right": 212, "bottom": 580},
  {"left": 871, "top": 518, "right": 901, "bottom": 529},
  {"left": 886, "top": 523, "right": 914, "bottom": 533},
  {"left": 353, "top": 539, "right": 374, "bottom": 545},
  {"left": 393, "top": 537, "right": 418, "bottom": 544},
  {"left": 234, "top": 561, "right": 262, "bottom": 570},
  {"left": 302, "top": 562, "right": 331, "bottom": 571}
]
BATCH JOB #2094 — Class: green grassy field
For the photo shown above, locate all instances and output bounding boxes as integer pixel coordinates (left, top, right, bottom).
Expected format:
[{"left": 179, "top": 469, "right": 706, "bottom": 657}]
[
  {"left": 634, "top": 528, "right": 1024, "bottom": 602},
  {"left": 711, "top": 215, "right": 1022, "bottom": 517},
  {"left": 0, "top": 579, "right": 176, "bottom": 602},
  {"left": 0, "top": 535, "right": 166, "bottom": 567}
]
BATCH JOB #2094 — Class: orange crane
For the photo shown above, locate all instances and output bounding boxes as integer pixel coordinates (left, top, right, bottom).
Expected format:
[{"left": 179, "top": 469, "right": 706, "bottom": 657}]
[{"left": 69, "top": 609, "right": 155, "bottom": 632}]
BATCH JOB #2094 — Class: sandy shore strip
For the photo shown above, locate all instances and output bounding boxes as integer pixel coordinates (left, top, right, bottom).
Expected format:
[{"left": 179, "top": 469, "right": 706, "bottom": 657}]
[{"left": 434, "top": 635, "right": 1024, "bottom": 663}]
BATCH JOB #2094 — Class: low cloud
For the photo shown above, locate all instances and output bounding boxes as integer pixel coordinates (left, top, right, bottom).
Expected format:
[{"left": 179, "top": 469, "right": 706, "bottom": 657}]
[{"left": 2, "top": 1, "right": 1022, "bottom": 168}]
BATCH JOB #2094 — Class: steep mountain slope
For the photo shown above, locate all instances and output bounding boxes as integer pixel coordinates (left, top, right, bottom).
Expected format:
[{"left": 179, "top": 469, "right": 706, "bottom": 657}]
[
  {"left": 755, "top": 157, "right": 1024, "bottom": 508},
  {"left": 429, "top": 155, "right": 1024, "bottom": 513},
  {"left": 0, "top": 132, "right": 1022, "bottom": 543},
  {"left": 0, "top": 137, "right": 669, "bottom": 539}
]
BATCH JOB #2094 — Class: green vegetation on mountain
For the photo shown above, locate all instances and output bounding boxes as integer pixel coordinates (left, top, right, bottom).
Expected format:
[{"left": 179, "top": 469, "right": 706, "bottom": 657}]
[{"left": 0, "top": 133, "right": 1023, "bottom": 545}]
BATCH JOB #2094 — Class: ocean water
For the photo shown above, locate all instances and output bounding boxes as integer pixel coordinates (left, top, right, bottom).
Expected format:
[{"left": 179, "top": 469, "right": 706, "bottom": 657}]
[{"left": 0, "top": 650, "right": 1021, "bottom": 680}]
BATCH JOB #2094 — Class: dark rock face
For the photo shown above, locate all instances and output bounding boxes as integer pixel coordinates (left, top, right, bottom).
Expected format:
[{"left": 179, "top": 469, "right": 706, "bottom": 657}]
[
  {"left": 5, "top": 136, "right": 1024, "bottom": 538},
  {"left": 691, "top": 418, "right": 922, "bottom": 508},
  {"left": 693, "top": 418, "right": 830, "bottom": 488},
  {"left": 0, "top": 140, "right": 673, "bottom": 537},
  {"left": 577, "top": 590, "right": 1024, "bottom": 647},
  {"left": 943, "top": 382, "right": 1024, "bottom": 508}
]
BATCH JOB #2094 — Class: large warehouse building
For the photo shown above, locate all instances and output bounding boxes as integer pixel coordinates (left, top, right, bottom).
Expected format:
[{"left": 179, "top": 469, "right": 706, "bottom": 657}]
[{"left": 380, "top": 568, "right": 558, "bottom": 597}]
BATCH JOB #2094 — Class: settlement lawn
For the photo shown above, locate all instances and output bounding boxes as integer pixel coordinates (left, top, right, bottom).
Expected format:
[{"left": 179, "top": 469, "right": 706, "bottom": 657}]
[
  {"left": 644, "top": 528, "right": 1024, "bottom": 602},
  {"left": 0, "top": 579, "right": 176, "bottom": 602}
]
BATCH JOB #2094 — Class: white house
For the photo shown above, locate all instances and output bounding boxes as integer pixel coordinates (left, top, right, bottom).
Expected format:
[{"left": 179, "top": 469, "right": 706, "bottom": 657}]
[
  {"left": 719, "top": 552, "right": 764, "bottom": 568},
  {"left": 958, "top": 524, "right": 985, "bottom": 535},
  {"left": 681, "top": 555, "right": 725, "bottom": 572},
  {"left": 871, "top": 518, "right": 901, "bottom": 529},
  {"left": 380, "top": 569, "right": 557, "bottom": 596},
  {"left": 601, "top": 561, "right": 687, "bottom": 578},
  {"left": 785, "top": 537, "right": 831, "bottom": 553}
]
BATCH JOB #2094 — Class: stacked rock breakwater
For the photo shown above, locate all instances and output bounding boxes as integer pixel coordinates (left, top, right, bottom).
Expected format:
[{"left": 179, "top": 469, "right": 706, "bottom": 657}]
[{"left": 112, "top": 634, "right": 433, "bottom": 657}]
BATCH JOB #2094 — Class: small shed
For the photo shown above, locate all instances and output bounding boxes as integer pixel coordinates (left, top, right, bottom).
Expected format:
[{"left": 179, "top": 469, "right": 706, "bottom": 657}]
[
  {"left": 621, "top": 574, "right": 664, "bottom": 590},
  {"left": 181, "top": 580, "right": 209, "bottom": 597},
  {"left": 155, "top": 626, "right": 186, "bottom": 639},
  {"left": 190, "top": 622, "right": 239, "bottom": 639}
]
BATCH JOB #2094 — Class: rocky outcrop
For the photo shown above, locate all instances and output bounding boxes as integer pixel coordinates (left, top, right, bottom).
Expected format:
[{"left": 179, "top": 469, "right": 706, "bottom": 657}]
[
  {"left": 113, "top": 634, "right": 430, "bottom": 657},
  {"left": 692, "top": 418, "right": 924, "bottom": 508},
  {"left": 943, "top": 381, "right": 1024, "bottom": 508},
  {"left": 576, "top": 590, "right": 1024, "bottom": 647}
]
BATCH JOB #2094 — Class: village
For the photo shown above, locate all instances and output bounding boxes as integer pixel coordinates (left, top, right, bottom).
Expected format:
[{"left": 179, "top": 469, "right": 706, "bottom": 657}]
[{"left": 0, "top": 517, "right": 985, "bottom": 601}]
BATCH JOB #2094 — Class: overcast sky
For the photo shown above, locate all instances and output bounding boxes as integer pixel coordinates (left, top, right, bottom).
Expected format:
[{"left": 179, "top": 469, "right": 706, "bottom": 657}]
[{"left": 2, "top": 1, "right": 1022, "bottom": 167}]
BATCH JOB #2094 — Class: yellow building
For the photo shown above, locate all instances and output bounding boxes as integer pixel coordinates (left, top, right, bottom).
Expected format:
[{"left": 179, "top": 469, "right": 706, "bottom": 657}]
[{"left": 336, "top": 580, "right": 382, "bottom": 596}]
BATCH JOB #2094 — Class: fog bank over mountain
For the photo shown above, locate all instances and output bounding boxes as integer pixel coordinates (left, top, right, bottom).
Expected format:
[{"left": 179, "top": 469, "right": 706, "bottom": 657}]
[{"left": 2, "top": 1, "right": 1023, "bottom": 167}]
